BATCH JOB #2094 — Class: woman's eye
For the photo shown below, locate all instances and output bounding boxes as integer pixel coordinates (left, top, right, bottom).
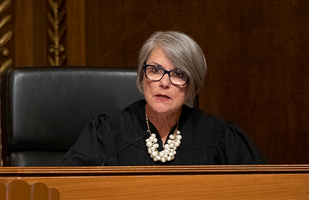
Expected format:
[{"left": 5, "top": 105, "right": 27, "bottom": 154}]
[
  {"left": 152, "top": 65, "right": 161, "bottom": 73},
  {"left": 174, "top": 70, "right": 186, "bottom": 77}
]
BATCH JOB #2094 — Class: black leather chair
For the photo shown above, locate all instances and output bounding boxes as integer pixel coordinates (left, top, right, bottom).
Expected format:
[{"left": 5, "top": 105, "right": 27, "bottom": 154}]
[{"left": 1, "top": 67, "right": 144, "bottom": 166}]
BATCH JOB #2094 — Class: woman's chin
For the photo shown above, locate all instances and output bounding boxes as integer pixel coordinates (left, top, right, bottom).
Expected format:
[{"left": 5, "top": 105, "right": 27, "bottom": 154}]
[{"left": 150, "top": 104, "right": 179, "bottom": 116}]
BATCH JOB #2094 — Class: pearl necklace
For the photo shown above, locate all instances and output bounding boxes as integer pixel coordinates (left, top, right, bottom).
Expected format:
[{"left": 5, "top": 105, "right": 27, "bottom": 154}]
[{"left": 145, "top": 114, "right": 182, "bottom": 163}]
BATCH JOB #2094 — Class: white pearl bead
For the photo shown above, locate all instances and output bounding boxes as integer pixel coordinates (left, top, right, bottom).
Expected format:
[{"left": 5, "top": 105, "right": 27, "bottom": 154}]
[
  {"left": 146, "top": 142, "right": 152, "bottom": 147},
  {"left": 169, "top": 135, "right": 175, "bottom": 140},
  {"left": 177, "top": 135, "right": 182, "bottom": 140},
  {"left": 175, "top": 141, "right": 180, "bottom": 147}
]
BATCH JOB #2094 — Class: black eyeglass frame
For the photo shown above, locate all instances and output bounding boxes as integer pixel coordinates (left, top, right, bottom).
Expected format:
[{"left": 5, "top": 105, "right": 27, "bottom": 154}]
[{"left": 143, "top": 64, "right": 189, "bottom": 86}]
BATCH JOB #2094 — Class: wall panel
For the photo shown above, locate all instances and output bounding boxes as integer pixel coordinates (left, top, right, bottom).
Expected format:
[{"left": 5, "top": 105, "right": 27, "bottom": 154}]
[
  {"left": 14, "top": 0, "right": 47, "bottom": 67},
  {"left": 66, "top": 0, "right": 86, "bottom": 65}
]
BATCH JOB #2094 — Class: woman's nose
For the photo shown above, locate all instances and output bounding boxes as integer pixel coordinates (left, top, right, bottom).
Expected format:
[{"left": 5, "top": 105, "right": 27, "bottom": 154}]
[{"left": 160, "top": 73, "right": 171, "bottom": 88}]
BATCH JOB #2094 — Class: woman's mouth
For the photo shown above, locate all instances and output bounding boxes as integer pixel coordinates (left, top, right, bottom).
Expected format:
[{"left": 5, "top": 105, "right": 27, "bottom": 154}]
[{"left": 155, "top": 94, "right": 171, "bottom": 100}]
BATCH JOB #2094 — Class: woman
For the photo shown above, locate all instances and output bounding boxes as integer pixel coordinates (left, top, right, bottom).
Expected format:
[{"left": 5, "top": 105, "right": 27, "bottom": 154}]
[{"left": 59, "top": 31, "right": 266, "bottom": 166}]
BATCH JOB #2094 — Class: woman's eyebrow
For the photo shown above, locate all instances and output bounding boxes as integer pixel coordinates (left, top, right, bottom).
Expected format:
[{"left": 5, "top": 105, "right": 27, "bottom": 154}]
[
  {"left": 148, "top": 61, "right": 161, "bottom": 66},
  {"left": 149, "top": 62, "right": 163, "bottom": 68}
]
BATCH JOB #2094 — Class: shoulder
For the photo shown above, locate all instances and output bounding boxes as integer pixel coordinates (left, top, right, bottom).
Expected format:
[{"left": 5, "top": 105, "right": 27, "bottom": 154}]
[
  {"left": 182, "top": 105, "right": 248, "bottom": 136},
  {"left": 181, "top": 106, "right": 266, "bottom": 164},
  {"left": 181, "top": 105, "right": 250, "bottom": 145},
  {"left": 89, "top": 100, "right": 145, "bottom": 132},
  {"left": 181, "top": 105, "right": 229, "bottom": 132},
  {"left": 107, "top": 100, "right": 145, "bottom": 122},
  {"left": 101, "top": 100, "right": 146, "bottom": 136},
  {"left": 95, "top": 100, "right": 144, "bottom": 121}
]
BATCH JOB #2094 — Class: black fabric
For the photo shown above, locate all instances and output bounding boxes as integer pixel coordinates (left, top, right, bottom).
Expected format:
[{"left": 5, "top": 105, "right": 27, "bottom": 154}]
[
  {"left": 60, "top": 100, "right": 266, "bottom": 166},
  {"left": 1, "top": 67, "right": 145, "bottom": 166}
]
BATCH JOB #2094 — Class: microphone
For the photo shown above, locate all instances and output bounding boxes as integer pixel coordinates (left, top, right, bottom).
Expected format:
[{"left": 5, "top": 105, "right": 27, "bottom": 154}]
[{"left": 102, "top": 131, "right": 151, "bottom": 166}]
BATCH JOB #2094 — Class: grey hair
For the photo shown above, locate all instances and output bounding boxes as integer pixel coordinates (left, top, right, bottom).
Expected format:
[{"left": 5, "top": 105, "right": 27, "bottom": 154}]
[{"left": 136, "top": 31, "right": 207, "bottom": 104}]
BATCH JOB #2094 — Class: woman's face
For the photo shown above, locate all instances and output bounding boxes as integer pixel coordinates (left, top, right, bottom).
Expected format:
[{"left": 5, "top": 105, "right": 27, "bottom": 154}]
[{"left": 143, "top": 47, "right": 187, "bottom": 116}]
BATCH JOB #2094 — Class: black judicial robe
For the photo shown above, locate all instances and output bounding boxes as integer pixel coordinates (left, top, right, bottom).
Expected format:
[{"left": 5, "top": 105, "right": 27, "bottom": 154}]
[{"left": 59, "top": 100, "right": 266, "bottom": 166}]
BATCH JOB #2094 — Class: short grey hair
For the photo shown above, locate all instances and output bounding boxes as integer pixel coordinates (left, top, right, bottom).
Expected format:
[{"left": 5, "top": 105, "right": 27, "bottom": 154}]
[{"left": 136, "top": 31, "right": 207, "bottom": 104}]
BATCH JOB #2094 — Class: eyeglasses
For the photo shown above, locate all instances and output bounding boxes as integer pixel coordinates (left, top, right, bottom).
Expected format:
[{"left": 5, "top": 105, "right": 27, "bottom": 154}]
[{"left": 143, "top": 64, "right": 188, "bottom": 86}]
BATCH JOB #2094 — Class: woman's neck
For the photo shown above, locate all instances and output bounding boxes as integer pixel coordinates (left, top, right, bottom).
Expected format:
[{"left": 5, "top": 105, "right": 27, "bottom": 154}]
[{"left": 145, "top": 104, "right": 182, "bottom": 143}]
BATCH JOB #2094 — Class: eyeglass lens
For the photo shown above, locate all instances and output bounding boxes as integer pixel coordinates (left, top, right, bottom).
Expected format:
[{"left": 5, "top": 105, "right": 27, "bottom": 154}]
[{"left": 145, "top": 65, "right": 187, "bottom": 85}]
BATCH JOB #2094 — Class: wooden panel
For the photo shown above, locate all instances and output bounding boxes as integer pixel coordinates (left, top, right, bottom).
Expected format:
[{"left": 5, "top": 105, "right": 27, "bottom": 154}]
[
  {"left": 6, "top": 180, "right": 31, "bottom": 200},
  {"left": 198, "top": 1, "right": 309, "bottom": 164},
  {"left": 85, "top": 1, "right": 210, "bottom": 67},
  {"left": 66, "top": 0, "right": 86, "bottom": 65},
  {"left": 0, "top": 166, "right": 309, "bottom": 199},
  {"left": 0, "top": 182, "right": 5, "bottom": 200},
  {"left": 14, "top": 0, "right": 47, "bottom": 67},
  {"left": 0, "top": 180, "right": 59, "bottom": 200}
]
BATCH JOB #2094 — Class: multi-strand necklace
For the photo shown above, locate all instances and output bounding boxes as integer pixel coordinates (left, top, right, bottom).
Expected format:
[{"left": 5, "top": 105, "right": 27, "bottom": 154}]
[{"left": 145, "top": 113, "right": 182, "bottom": 163}]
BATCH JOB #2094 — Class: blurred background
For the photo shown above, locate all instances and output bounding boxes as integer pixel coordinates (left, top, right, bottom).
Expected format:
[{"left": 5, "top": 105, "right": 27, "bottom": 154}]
[{"left": 1, "top": 0, "right": 308, "bottom": 164}]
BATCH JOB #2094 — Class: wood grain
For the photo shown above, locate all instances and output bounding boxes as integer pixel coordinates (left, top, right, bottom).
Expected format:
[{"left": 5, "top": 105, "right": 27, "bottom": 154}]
[{"left": 0, "top": 166, "right": 308, "bottom": 200}]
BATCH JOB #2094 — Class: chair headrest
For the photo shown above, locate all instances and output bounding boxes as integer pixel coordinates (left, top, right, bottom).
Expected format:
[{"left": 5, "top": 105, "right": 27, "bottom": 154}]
[{"left": 2, "top": 67, "right": 144, "bottom": 151}]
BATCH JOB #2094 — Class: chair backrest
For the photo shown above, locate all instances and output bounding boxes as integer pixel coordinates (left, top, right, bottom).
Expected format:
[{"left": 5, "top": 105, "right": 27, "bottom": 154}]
[{"left": 1, "top": 67, "right": 144, "bottom": 166}]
